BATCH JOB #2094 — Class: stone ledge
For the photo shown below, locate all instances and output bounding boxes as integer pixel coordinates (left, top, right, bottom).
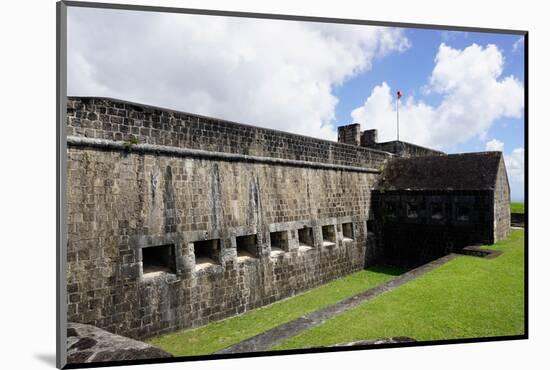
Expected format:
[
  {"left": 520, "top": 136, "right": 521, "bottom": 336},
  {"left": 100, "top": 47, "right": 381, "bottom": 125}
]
[
  {"left": 67, "top": 136, "right": 381, "bottom": 174},
  {"left": 457, "top": 245, "right": 503, "bottom": 259}
]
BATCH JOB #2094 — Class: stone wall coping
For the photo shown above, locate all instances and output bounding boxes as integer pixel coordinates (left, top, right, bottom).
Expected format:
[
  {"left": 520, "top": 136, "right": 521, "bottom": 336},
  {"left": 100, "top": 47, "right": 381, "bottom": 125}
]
[
  {"left": 375, "top": 140, "right": 446, "bottom": 155},
  {"left": 68, "top": 96, "right": 392, "bottom": 156},
  {"left": 67, "top": 136, "right": 382, "bottom": 174}
]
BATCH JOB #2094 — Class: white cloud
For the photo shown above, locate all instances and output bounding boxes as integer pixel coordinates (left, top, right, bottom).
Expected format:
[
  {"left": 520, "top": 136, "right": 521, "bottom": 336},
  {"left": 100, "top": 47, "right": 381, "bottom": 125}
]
[
  {"left": 440, "top": 31, "right": 468, "bottom": 42},
  {"left": 505, "top": 147, "right": 525, "bottom": 183},
  {"left": 512, "top": 37, "right": 524, "bottom": 52},
  {"left": 485, "top": 139, "right": 524, "bottom": 198},
  {"left": 351, "top": 43, "right": 524, "bottom": 149},
  {"left": 486, "top": 139, "right": 504, "bottom": 152},
  {"left": 484, "top": 139, "right": 525, "bottom": 201},
  {"left": 67, "top": 8, "right": 409, "bottom": 140},
  {"left": 485, "top": 139, "right": 524, "bottom": 187}
]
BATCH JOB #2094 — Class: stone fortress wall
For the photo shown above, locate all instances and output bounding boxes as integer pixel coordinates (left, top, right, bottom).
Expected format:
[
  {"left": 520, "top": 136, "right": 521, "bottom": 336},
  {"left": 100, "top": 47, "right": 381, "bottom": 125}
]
[
  {"left": 66, "top": 97, "right": 391, "bottom": 339},
  {"left": 66, "top": 97, "right": 510, "bottom": 341}
]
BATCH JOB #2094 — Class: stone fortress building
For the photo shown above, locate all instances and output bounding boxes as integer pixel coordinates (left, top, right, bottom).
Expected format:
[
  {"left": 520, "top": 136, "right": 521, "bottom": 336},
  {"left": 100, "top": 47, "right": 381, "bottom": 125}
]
[{"left": 66, "top": 97, "right": 511, "bottom": 341}]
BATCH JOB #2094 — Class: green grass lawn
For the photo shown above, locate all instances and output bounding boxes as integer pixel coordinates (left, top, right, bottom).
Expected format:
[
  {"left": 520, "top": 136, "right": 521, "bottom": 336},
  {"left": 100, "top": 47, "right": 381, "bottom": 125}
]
[
  {"left": 273, "top": 229, "right": 525, "bottom": 350},
  {"left": 511, "top": 202, "right": 524, "bottom": 214},
  {"left": 147, "top": 265, "right": 406, "bottom": 356}
]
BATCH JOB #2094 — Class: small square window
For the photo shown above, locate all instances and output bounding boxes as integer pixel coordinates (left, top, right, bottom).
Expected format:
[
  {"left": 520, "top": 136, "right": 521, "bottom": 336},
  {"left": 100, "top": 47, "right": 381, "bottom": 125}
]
[
  {"left": 298, "top": 227, "right": 314, "bottom": 248},
  {"left": 431, "top": 202, "right": 444, "bottom": 220},
  {"left": 406, "top": 202, "right": 419, "bottom": 218},
  {"left": 385, "top": 201, "right": 397, "bottom": 217},
  {"left": 342, "top": 223, "right": 354, "bottom": 240},
  {"left": 321, "top": 225, "right": 336, "bottom": 246},
  {"left": 270, "top": 231, "right": 289, "bottom": 254},
  {"left": 236, "top": 234, "right": 260, "bottom": 258},
  {"left": 142, "top": 244, "right": 176, "bottom": 277},
  {"left": 194, "top": 239, "right": 221, "bottom": 269},
  {"left": 457, "top": 205, "right": 470, "bottom": 221}
]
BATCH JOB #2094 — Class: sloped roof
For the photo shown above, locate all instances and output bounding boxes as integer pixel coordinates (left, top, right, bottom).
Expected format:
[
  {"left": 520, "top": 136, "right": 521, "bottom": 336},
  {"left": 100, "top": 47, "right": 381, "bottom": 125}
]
[{"left": 376, "top": 151, "right": 504, "bottom": 191}]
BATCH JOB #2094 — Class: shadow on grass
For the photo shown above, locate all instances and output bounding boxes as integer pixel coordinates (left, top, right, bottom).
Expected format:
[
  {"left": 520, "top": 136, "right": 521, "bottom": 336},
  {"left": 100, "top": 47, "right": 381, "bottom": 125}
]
[{"left": 365, "top": 264, "right": 409, "bottom": 276}]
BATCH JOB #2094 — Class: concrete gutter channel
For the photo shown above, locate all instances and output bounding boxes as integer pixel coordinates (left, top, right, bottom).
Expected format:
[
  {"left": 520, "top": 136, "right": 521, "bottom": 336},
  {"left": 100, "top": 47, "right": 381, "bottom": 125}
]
[{"left": 214, "top": 253, "right": 459, "bottom": 354}]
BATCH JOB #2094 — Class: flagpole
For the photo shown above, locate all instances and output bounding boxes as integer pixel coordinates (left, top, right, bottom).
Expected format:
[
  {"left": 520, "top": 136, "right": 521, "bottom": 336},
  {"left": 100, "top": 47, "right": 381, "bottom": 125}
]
[{"left": 396, "top": 94, "right": 400, "bottom": 141}]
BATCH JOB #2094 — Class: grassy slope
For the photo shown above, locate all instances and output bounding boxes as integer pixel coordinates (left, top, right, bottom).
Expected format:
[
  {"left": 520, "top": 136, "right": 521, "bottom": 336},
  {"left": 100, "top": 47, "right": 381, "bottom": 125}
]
[
  {"left": 511, "top": 202, "right": 525, "bottom": 214},
  {"left": 274, "top": 229, "right": 525, "bottom": 350},
  {"left": 147, "top": 265, "right": 405, "bottom": 356}
]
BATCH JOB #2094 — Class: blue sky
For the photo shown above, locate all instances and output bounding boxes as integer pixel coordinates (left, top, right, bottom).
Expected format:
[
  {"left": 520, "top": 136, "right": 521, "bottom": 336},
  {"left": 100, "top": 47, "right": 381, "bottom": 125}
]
[
  {"left": 332, "top": 28, "right": 525, "bottom": 201},
  {"left": 334, "top": 29, "right": 525, "bottom": 154},
  {"left": 68, "top": 8, "right": 525, "bottom": 200}
]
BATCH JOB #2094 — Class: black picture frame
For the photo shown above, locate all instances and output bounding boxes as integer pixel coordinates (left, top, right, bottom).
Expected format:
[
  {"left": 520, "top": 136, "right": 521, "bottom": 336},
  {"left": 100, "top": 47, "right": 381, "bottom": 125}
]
[{"left": 57, "top": 1, "right": 528, "bottom": 368}]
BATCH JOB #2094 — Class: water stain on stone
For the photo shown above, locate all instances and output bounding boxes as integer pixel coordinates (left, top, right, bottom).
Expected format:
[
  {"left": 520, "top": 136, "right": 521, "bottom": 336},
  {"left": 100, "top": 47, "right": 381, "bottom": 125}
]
[
  {"left": 136, "top": 155, "right": 145, "bottom": 230},
  {"left": 247, "top": 176, "right": 262, "bottom": 226},
  {"left": 150, "top": 171, "right": 158, "bottom": 205},
  {"left": 163, "top": 165, "right": 176, "bottom": 234},
  {"left": 210, "top": 163, "right": 223, "bottom": 229}
]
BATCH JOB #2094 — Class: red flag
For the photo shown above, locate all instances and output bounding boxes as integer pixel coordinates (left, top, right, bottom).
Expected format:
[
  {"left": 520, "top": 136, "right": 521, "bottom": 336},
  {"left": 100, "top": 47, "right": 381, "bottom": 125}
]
[{"left": 397, "top": 90, "right": 402, "bottom": 99}]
